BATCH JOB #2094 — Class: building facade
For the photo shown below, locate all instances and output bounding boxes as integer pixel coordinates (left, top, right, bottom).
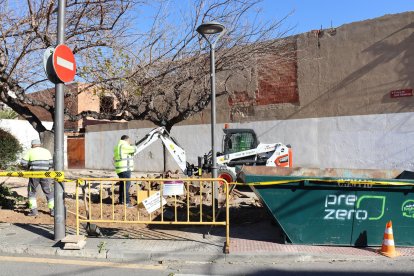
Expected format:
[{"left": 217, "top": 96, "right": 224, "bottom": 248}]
[{"left": 28, "top": 82, "right": 116, "bottom": 132}]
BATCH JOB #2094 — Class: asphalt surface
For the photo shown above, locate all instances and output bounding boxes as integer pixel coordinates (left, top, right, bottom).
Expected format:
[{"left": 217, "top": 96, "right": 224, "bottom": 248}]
[
  {"left": 0, "top": 255, "right": 168, "bottom": 276},
  {"left": 1, "top": 254, "right": 414, "bottom": 276}
]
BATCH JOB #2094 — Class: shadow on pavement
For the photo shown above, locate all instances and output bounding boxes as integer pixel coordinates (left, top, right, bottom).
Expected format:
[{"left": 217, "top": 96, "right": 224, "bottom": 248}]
[
  {"left": 147, "top": 205, "right": 285, "bottom": 243},
  {"left": 245, "top": 271, "right": 413, "bottom": 276},
  {"left": 65, "top": 205, "right": 282, "bottom": 245},
  {"left": 14, "top": 223, "right": 54, "bottom": 240},
  {"left": 13, "top": 223, "right": 63, "bottom": 247}
]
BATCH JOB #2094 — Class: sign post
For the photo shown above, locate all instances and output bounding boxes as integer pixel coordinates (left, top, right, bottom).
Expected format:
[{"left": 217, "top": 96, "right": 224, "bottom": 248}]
[
  {"left": 54, "top": 0, "right": 67, "bottom": 241},
  {"left": 44, "top": 0, "right": 76, "bottom": 241}
]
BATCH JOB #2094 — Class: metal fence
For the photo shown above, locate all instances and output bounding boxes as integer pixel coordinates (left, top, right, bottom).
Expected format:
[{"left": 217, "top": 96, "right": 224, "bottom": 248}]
[{"left": 75, "top": 177, "right": 230, "bottom": 253}]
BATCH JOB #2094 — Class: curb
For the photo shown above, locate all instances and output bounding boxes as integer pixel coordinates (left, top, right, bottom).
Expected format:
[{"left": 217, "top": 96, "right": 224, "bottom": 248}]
[
  {"left": 0, "top": 244, "right": 56, "bottom": 256},
  {"left": 1, "top": 243, "right": 407, "bottom": 264},
  {"left": 149, "top": 252, "right": 227, "bottom": 263},
  {"left": 106, "top": 250, "right": 152, "bottom": 262},
  {"left": 106, "top": 250, "right": 226, "bottom": 263},
  {"left": 0, "top": 244, "right": 106, "bottom": 259},
  {"left": 224, "top": 252, "right": 379, "bottom": 264}
]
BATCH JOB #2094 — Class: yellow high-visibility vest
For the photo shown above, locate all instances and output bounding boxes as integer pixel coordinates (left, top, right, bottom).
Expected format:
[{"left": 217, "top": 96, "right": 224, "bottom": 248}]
[
  {"left": 113, "top": 140, "right": 137, "bottom": 174},
  {"left": 21, "top": 147, "right": 53, "bottom": 171}
]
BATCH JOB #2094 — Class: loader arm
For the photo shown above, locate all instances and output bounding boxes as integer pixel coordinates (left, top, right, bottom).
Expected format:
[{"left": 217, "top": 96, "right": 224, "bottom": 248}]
[{"left": 135, "top": 127, "right": 188, "bottom": 173}]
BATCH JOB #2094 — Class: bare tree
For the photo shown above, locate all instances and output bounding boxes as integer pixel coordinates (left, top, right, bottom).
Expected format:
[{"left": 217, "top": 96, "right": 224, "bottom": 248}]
[
  {"left": 0, "top": 0, "right": 294, "bottom": 148},
  {"left": 74, "top": 0, "right": 295, "bottom": 131},
  {"left": 0, "top": 0, "right": 136, "bottom": 147}
]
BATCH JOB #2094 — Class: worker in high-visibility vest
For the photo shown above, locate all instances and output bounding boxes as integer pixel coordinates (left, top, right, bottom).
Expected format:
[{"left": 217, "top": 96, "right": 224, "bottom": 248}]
[
  {"left": 20, "top": 139, "right": 54, "bottom": 217},
  {"left": 113, "top": 135, "right": 138, "bottom": 208}
]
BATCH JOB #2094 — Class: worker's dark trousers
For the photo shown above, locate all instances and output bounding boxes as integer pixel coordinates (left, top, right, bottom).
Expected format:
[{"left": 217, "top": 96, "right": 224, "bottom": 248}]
[
  {"left": 27, "top": 178, "right": 54, "bottom": 210},
  {"left": 117, "top": 170, "right": 131, "bottom": 204}
]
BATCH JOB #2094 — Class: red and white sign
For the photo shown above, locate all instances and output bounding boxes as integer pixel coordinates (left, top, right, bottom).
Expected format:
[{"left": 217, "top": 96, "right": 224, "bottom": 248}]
[
  {"left": 390, "top": 89, "right": 413, "bottom": 98},
  {"left": 53, "top": 44, "right": 76, "bottom": 83}
]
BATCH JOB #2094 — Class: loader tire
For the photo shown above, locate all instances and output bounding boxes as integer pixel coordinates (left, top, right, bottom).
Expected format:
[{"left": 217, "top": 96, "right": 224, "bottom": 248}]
[{"left": 217, "top": 168, "right": 236, "bottom": 184}]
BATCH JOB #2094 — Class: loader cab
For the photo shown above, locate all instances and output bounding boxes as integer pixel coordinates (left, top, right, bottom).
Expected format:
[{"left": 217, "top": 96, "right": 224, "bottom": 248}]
[{"left": 222, "top": 129, "right": 259, "bottom": 155}]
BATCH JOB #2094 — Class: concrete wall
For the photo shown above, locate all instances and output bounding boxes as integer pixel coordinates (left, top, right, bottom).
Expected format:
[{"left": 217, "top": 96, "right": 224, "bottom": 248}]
[
  {"left": 86, "top": 124, "right": 215, "bottom": 172},
  {"left": 0, "top": 119, "right": 68, "bottom": 168},
  {"left": 85, "top": 112, "right": 414, "bottom": 172},
  {"left": 227, "top": 12, "right": 414, "bottom": 122},
  {"left": 295, "top": 12, "right": 414, "bottom": 119},
  {"left": 85, "top": 12, "right": 414, "bottom": 134}
]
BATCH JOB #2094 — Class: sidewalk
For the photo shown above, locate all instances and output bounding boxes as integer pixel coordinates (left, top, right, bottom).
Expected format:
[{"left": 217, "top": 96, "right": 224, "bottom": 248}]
[{"left": 1, "top": 222, "right": 414, "bottom": 264}]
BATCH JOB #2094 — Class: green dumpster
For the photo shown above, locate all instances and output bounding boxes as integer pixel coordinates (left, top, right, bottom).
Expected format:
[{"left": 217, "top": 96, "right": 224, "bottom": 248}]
[{"left": 238, "top": 166, "right": 414, "bottom": 246}]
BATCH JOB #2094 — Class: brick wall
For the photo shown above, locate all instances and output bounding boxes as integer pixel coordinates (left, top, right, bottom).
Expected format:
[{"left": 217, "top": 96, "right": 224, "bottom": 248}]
[
  {"left": 228, "top": 40, "right": 299, "bottom": 113},
  {"left": 256, "top": 53, "right": 298, "bottom": 105}
]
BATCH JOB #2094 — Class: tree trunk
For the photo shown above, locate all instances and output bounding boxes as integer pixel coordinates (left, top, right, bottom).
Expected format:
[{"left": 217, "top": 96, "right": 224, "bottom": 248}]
[{"left": 39, "top": 130, "right": 55, "bottom": 154}]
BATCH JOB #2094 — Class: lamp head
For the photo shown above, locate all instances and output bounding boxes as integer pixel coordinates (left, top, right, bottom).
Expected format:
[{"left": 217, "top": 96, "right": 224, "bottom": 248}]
[{"left": 196, "top": 21, "right": 225, "bottom": 35}]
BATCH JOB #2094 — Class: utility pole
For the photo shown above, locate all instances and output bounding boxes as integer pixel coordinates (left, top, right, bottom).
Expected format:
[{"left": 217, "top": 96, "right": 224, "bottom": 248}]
[{"left": 54, "top": 0, "right": 66, "bottom": 241}]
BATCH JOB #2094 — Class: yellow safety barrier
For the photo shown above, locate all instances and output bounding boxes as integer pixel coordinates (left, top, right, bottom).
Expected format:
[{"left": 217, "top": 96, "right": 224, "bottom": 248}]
[
  {"left": 0, "top": 171, "right": 64, "bottom": 181},
  {"left": 75, "top": 178, "right": 230, "bottom": 253}
]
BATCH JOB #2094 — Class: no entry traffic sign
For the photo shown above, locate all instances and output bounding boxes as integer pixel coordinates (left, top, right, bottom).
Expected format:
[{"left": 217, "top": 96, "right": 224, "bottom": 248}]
[{"left": 53, "top": 44, "right": 76, "bottom": 83}]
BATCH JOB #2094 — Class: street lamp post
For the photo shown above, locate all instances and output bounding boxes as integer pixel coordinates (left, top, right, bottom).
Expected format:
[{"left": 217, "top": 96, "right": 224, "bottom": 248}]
[{"left": 196, "top": 22, "right": 226, "bottom": 181}]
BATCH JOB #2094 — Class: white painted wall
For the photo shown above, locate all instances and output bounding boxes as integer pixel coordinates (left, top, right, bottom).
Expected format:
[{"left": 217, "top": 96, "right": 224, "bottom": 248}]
[
  {"left": 0, "top": 119, "right": 53, "bottom": 151},
  {"left": 0, "top": 119, "right": 68, "bottom": 168},
  {"left": 85, "top": 112, "right": 414, "bottom": 172}
]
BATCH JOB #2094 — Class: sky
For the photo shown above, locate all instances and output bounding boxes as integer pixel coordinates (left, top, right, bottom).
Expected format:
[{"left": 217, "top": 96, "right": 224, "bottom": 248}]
[
  {"left": 260, "top": 0, "right": 414, "bottom": 35},
  {"left": 135, "top": 0, "right": 414, "bottom": 41}
]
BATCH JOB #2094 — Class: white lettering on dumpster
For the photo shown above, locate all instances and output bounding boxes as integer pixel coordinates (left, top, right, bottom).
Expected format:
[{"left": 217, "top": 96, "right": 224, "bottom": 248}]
[
  {"left": 323, "top": 194, "right": 371, "bottom": 221},
  {"left": 324, "top": 208, "right": 368, "bottom": 220},
  {"left": 325, "top": 194, "right": 356, "bottom": 207}
]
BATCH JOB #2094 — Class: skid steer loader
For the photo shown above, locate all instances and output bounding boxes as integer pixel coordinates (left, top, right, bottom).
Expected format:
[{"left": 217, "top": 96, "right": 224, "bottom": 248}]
[
  {"left": 197, "top": 127, "right": 292, "bottom": 183},
  {"left": 134, "top": 126, "right": 292, "bottom": 182}
]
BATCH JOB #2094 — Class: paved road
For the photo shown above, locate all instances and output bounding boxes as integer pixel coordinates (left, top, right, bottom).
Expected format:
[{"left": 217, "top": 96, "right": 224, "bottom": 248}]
[
  {"left": 0, "top": 255, "right": 169, "bottom": 276},
  {"left": 1, "top": 254, "right": 414, "bottom": 276}
]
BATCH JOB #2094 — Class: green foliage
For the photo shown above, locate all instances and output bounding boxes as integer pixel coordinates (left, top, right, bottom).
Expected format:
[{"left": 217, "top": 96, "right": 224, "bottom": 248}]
[
  {"left": 0, "top": 181, "right": 25, "bottom": 209},
  {"left": 0, "top": 128, "right": 23, "bottom": 170},
  {"left": 97, "top": 241, "right": 107, "bottom": 253},
  {"left": 80, "top": 47, "right": 138, "bottom": 96},
  {"left": 0, "top": 109, "right": 18, "bottom": 119}
]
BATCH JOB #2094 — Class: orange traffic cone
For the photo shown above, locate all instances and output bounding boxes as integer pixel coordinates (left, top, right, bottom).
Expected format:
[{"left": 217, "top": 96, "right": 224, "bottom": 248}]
[{"left": 379, "top": 221, "right": 400, "bottom": 258}]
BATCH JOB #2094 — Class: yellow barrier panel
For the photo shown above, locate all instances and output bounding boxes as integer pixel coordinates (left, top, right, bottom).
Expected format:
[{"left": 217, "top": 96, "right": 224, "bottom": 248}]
[
  {"left": 76, "top": 177, "right": 230, "bottom": 253},
  {"left": 0, "top": 171, "right": 64, "bottom": 181}
]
